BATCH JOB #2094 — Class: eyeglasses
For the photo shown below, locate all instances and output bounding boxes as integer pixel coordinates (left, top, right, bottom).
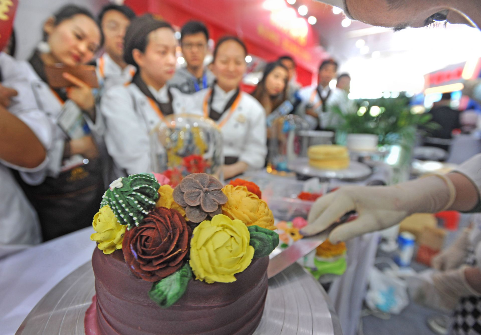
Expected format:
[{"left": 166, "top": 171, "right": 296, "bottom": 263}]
[{"left": 182, "top": 43, "right": 207, "bottom": 51}]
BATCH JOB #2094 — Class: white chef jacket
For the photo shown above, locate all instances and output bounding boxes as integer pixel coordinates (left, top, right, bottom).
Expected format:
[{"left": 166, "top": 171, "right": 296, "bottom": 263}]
[
  {"left": 296, "top": 85, "right": 347, "bottom": 130},
  {"left": 94, "top": 53, "right": 136, "bottom": 94},
  {"left": 17, "top": 59, "right": 104, "bottom": 183},
  {"left": 100, "top": 83, "right": 189, "bottom": 176},
  {"left": 189, "top": 84, "right": 267, "bottom": 170},
  {"left": 0, "top": 53, "right": 50, "bottom": 248}
]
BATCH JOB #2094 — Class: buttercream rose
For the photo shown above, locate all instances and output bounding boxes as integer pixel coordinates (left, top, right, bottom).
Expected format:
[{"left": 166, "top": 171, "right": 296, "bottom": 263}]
[
  {"left": 156, "top": 185, "right": 186, "bottom": 217},
  {"left": 221, "top": 185, "right": 275, "bottom": 230},
  {"left": 190, "top": 214, "right": 254, "bottom": 283},
  {"left": 123, "top": 207, "right": 191, "bottom": 282},
  {"left": 91, "top": 205, "right": 126, "bottom": 254}
]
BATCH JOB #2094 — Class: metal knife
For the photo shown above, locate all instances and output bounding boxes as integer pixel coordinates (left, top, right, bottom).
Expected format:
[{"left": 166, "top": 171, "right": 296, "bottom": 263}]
[{"left": 267, "top": 212, "right": 355, "bottom": 279}]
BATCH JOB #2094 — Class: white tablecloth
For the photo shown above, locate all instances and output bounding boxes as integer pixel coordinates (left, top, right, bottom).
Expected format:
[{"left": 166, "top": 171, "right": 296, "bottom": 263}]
[{"left": 0, "top": 228, "right": 95, "bottom": 335}]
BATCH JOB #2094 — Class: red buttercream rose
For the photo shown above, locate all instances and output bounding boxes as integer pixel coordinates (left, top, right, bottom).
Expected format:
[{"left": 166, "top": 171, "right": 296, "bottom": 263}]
[
  {"left": 229, "top": 179, "right": 262, "bottom": 198},
  {"left": 183, "top": 154, "right": 209, "bottom": 174},
  {"left": 122, "top": 207, "right": 191, "bottom": 282}
]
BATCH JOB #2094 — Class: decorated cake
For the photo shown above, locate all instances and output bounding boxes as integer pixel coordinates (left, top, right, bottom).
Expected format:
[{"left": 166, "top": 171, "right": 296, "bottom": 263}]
[
  {"left": 307, "top": 145, "right": 350, "bottom": 170},
  {"left": 86, "top": 173, "right": 278, "bottom": 335}
]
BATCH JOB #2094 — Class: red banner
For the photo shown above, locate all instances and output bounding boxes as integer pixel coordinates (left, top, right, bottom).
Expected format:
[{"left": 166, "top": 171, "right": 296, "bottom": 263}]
[
  {"left": 125, "top": 0, "right": 326, "bottom": 77},
  {"left": 0, "top": 0, "right": 17, "bottom": 51}
]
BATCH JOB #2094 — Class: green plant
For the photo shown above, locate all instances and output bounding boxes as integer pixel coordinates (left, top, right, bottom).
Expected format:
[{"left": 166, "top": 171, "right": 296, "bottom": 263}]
[{"left": 332, "top": 93, "right": 439, "bottom": 147}]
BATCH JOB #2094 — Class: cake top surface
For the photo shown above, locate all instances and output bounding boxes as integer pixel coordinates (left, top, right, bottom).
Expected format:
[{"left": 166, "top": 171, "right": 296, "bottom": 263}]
[
  {"left": 308, "top": 145, "right": 348, "bottom": 158},
  {"left": 90, "top": 173, "right": 278, "bottom": 308}
]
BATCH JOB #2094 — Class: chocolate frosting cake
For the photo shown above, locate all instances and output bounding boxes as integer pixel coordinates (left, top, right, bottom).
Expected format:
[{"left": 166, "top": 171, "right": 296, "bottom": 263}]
[{"left": 88, "top": 248, "right": 269, "bottom": 335}]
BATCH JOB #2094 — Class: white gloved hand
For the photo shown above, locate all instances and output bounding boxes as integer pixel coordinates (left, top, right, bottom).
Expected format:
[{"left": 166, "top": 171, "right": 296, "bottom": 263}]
[
  {"left": 302, "top": 175, "right": 455, "bottom": 243},
  {"left": 410, "top": 266, "right": 481, "bottom": 311},
  {"left": 431, "top": 228, "right": 471, "bottom": 271}
]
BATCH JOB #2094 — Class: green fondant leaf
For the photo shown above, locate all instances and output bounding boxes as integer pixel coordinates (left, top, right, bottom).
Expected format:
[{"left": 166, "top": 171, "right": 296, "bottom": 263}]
[
  {"left": 148, "top": 263, "right": 192, "bottom": 308},
  {"left": 248, "top": 225, "right": 279, "bottom": 258}
]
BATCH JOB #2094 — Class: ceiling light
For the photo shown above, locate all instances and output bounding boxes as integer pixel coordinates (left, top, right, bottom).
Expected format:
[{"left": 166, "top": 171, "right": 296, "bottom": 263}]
[
  {"left": 360, "top": 46, "right": 369, "bottom": 54},
  {"left": 245, "top": 55, "right": 253, "bottom": 63},
  {"left": 372, "top": 51, "right": 380, "bottom": 58},
  {"left": 355, "top": 39, "right": 365, "bottom": 48},
  {"left": 286, "top": 0, "right": 296, "bottom": 4},
  {"left": 341, "top": 18, "right": 351, "bottom": 27},
  {"left": 178, "top": 57, "right": 185, "bottom": 65},
  {"left": 298, "top": 5, "right": 308, "bottom": 16},
  {"left": 308, "top": 16, "right": 317, "bottom": 25},
  {"left": 263, "top": 0, "right": 286, "bottom": 11},
  {"left": 332, "top": 6, "right": 342, "bottom": 14}
]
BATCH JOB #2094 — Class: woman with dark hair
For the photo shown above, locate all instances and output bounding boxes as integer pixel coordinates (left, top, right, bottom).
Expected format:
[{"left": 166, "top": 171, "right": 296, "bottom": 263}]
[
  {"left": 251, "top": 61, "right": 289, "bottom": 117},
  {"left": 13, "top": 5, "right": 104, "bottom": 241},
  {"left": 190, "top": 36, "right": 267, "bottom": 179},
  {"left": 100, "top": 14, "right": 188, "bottom": 177}
]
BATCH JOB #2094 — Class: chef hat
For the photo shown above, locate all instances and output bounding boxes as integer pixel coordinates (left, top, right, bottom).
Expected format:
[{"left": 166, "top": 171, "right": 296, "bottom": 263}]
[{"left": 123, "top": 14, "right": 173, "bottom": 67}]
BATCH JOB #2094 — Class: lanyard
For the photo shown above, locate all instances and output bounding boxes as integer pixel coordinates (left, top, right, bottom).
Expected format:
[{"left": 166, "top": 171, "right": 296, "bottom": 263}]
[
  {"left": 98, "top": 55, "right": 135, "bottom": 83},
  {"left": 50, "top": 88, "right": 66, "bottom": 106},
  {"left": 203, "top": 88, "right": 242, "bottom": 128},
  {"left": 147, "top": 97, "right": 166, "bottom": 123},
  {"left": 193, "top": 73, "right": 208, "bottom": 92}
]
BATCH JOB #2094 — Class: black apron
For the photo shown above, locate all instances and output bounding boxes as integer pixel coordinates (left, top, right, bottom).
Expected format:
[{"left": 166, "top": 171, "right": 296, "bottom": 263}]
[{"left": 14, "top": 52, "right": 104, "bottom": 241}]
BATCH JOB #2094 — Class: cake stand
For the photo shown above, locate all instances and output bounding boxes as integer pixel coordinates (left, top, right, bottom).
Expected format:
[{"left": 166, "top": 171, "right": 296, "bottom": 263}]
[
  {"left": 288, "top": 157, "right": 371, "bottom": 180},
  {"left": 16, "top": 261, "right": 342, "bottom": 335}
]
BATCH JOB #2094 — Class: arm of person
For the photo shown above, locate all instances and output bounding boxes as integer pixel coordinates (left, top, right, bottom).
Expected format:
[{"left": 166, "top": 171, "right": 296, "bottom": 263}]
[
  {"left": 0, "top": 105, "right": 46, "bottom": 168},
  {"left": 101, "top": 86, "right": 151, "bottom": 175},
  {"left": 302, "top": 154, "right": 481, "bottom": 243}
]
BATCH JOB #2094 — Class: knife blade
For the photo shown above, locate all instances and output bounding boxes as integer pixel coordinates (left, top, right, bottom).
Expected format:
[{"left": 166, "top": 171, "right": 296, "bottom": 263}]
[{"left": 267, "top": 212, "right": 355, "bottom": 279}]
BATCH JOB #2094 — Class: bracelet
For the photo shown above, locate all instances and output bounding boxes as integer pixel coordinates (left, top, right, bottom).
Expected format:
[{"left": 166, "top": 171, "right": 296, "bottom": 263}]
[{"left": 423, "top": 173, "right": 457, "bottom": 211}]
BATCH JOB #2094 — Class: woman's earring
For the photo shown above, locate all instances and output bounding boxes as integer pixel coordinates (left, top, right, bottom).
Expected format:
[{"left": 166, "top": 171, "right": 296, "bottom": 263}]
[{"left": 37, "top": 41, "right": 51, "bottom": 54}]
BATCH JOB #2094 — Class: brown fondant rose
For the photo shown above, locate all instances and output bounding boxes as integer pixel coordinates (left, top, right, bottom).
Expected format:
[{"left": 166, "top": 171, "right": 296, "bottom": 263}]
[
  {"left": 173, "top": 173, "right": 227, "bottom": 223},
  {"left": 122, "top": 207, "right": 191, "bottom": 282}
]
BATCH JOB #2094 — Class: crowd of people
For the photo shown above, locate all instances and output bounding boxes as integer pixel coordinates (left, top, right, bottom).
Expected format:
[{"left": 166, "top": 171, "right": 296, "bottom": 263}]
[{"left": 0, "top": 4, "right": 353, "bottom": 246}]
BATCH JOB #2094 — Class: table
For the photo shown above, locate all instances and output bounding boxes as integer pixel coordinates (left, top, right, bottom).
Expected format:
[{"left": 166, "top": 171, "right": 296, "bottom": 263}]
[
  {"left": 0, "top": 228, "right": 95, "bottom": 335},
  {"left": 0, "top": 227, "right": 342, "bottom": 335}
]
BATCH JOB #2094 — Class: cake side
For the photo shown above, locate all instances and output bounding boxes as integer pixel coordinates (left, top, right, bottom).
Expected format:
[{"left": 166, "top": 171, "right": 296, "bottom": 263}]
[{"left": 92, "top": 245, "right": 269, "bottom": 334}]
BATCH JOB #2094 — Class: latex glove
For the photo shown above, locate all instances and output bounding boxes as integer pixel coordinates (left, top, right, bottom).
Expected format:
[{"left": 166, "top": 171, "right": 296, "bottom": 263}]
[
  {"left": 431, "top": 228, "right": 471, "bottom": 271},
  {"left": 302, "top": 176, "right": 454, "bottom": 243},
  {"left": 410, "top": 266, "right": 481, "bottom": 312}
]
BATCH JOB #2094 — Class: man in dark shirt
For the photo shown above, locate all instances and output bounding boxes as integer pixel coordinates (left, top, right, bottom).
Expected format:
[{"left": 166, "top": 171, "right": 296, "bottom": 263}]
[{"left": 424, "top": 92, "right": 461, "bottom": 152}]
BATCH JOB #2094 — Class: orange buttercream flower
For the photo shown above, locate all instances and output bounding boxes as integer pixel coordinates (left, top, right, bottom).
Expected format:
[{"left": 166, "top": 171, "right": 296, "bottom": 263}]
[{"left": 229, "top": 179, "right": 262, "bottom": 198}]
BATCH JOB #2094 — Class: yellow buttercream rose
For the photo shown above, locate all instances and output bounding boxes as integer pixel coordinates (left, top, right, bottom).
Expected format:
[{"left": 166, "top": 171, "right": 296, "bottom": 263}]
[
  {"left": 90, "top": 205, "right": 126, "bottom": 254},
  {"left": 221, "top": 185, "right": 275, "bottom": 230},
  {"left": 189, "top": 214, "right": 254, "bottom": 283},
  {"left": 156, "top": 185, "right": 186, "bottom": 217}
]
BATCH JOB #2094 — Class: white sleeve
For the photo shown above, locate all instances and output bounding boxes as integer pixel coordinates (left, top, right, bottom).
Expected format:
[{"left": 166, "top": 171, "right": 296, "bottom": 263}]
[
  {"left": 101, "top": 87, "right": 151, "bottom": 175},
  {"left": 453, "top": 154, "right": 481, "bottom": 199},
  {"left": 238, "top": 100, "right": 267, "bottom": 170}
]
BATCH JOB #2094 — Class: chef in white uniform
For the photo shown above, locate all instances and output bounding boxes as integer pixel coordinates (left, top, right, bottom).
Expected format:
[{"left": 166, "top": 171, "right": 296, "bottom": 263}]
[
  {"left": 0, "top": 52, "right": 52, "bottom": 252},
  {"left": 189, "top": 36, "right": 267, "bottom": 180},
  {"left": 94, "top": 4, "right": 136, "bottom": 94},
  {"left": 13, "top": 5, "right": 104, "bottom": 241},
  {"left": 297, "top": 58, "right": 345, "bottom": 130},
  {"left": 100, "top": 15, "right": 189, "bottom": 176}
]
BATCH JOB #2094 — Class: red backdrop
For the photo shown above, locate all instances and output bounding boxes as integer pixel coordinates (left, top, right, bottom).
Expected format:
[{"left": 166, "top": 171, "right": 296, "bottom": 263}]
[{"left": 125, "top": 0, "right": 326, "bottom": 86}]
